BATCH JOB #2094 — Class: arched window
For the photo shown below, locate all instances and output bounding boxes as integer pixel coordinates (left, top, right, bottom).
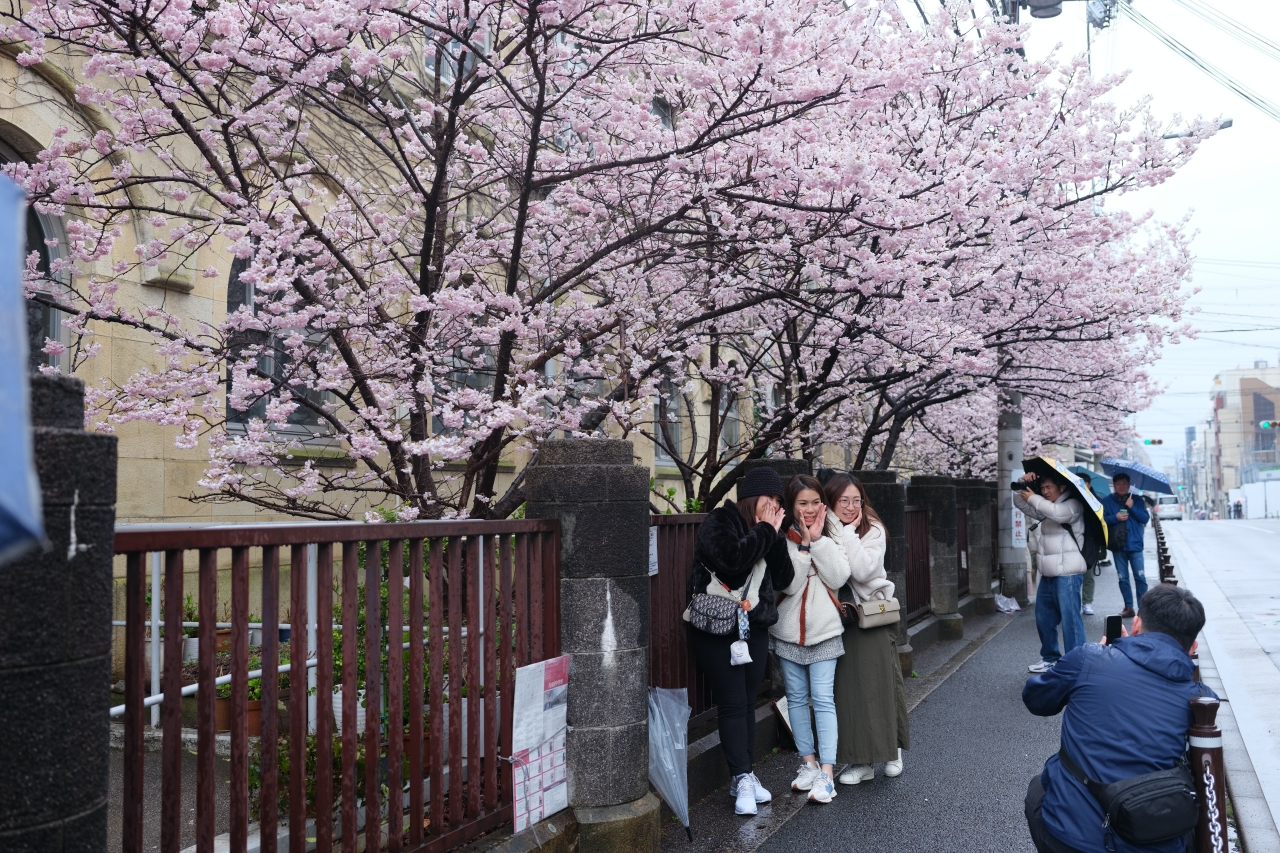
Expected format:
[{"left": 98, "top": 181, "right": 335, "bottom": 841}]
[{"left": 0, "top": 138, "right": 67, "bottom": 371}]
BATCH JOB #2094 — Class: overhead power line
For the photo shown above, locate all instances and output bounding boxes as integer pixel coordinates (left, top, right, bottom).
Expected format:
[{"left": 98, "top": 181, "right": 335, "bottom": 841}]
[
  {"left": 1120, "top": 3, "right": 1280, "bottom": 124},
  {"left": 1169, "top": 0, "right": 1280, "bottom": 66}
]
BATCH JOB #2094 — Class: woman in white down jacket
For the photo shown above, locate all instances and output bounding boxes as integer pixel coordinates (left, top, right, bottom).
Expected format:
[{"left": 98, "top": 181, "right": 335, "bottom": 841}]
[
  {"left": 824, "top": 474, "right": 909, "bottom": 785},
  {"left": 771, "top": 474, "right": 850, "bottom": 805},
  {"left": 1014, "top": 471, "right": 1086, "bottom": 674}
]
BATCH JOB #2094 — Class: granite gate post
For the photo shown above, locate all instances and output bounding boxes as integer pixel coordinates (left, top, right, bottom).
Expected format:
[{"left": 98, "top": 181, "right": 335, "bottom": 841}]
[
  {"left": 850, "top": 471, "right": 912, "bottom": 673},
  {"left": 906, "top": 476, "right": 963, "bottom": 640},
  {"left": 0, "top": 374, "right": 117, "bottom": 852},
  {"left": 526, "top": 439, "right": 660, "bottom": 853},
  {"left": 955, "top": 479, "right": 996, "bottom": 614}
]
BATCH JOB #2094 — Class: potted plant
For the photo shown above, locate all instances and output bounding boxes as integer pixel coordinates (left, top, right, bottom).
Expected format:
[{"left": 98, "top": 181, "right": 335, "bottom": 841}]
[
  {"left": 181, "top": 593, "right": 200, "bottom": 663},
  {"left": 213, "top": 647, "right": 289, "bottom": 735},
  {"left": 215, "top": 602, "right": 233, "bottom": 653}
]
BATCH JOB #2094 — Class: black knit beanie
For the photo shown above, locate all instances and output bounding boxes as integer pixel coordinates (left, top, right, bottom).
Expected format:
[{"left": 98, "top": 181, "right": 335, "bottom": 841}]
[{"left": 738, "top": 466, "right": 785, "bottom": 500}]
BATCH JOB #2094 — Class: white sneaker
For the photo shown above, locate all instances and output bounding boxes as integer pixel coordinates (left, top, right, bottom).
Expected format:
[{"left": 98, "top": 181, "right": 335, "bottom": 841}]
[
  {"left": 1082, "top": 604, "right": 1095, "bottom": 616},
  {"left": 748, "top": 772, "right": 772, "bottom": 803},
  {"left": 884, "top": 749, "right": 904, "bottom": 778},
  {"left": 808, "top": 772, "right": 835, "bottom": 804},
  {"left": 791, "top": 761, "right": 821, "bottom": 792},
  {"left": 1028, "top": 660, "right": 1053, "bottom": 674},
  {"left": 732, "top": 773, "right": 757, "bottom": 816},
  {"left": 838, "top": 764, "right": 874, "bottom": 785}
]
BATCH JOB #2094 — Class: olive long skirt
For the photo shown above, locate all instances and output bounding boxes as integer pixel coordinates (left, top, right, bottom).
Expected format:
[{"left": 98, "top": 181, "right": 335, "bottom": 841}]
[{"left": 834, "top": 621, "right": 910, "bottom": 765}]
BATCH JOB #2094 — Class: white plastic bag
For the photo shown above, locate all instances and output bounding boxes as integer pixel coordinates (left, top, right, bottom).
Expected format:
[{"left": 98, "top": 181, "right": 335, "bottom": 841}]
[{"left": 995, "top": 594, "right": 1022, "bottom": 613}]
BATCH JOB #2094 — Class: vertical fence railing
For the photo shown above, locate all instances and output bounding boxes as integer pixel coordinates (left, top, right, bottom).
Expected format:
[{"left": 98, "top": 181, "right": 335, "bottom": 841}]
[
  {"left": 112, "top": 520, "right": 559, "bottom": 853},
  {"left": 648, "top": 515, "right": 713, "bottom": 723},
  {"left": 904, "top": 506, "right": 931, "bottom": 620},
  {"left": 955, "top": 506, "right": 970, "bottom": 597}
]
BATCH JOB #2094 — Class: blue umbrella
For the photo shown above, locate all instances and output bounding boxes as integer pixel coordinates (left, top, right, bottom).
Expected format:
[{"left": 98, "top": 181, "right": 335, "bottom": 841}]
[
  {"left": 0, "top": 175, "right": 44, "bottom": 566},
  {"left": 1068, "top": 466, "right": 1111, "bottom": 498},
  {"left": 1100, "top": 458, "right": 1173, "bottom": 495}
]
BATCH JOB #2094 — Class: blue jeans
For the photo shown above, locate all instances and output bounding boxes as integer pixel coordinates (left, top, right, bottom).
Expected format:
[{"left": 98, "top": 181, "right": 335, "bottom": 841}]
[
  {"left": 1113, "top": 550, "right": 1148, "bottom": 610},
  {"left": 1035, "top": 575, "right": 1085, "bottom": 664},
  {"left": 777, "top": 656, "right": 838, "bottom": 765}
]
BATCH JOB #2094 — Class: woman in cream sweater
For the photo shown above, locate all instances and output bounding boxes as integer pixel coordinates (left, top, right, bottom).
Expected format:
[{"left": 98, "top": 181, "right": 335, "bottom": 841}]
[
  {"left": 770, "top": 474, "right": 850, "bottom": 804},
  {"left": 824, "top": 473, "right": 909, "bottom": 785}
]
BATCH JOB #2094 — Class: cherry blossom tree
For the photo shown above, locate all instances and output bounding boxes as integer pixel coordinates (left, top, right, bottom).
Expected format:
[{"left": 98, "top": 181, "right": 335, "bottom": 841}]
[{"left": 2, "top": 0, "right": 1207, "bottom": 517}]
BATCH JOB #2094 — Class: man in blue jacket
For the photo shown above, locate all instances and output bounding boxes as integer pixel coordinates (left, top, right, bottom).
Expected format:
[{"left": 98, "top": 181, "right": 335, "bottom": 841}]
[
  {"left": 1023, "top": 584, "right": 1213, "bottom": 853},
  {"left": 1102, "top": 473, "right": 1151, "bottom": 617}
]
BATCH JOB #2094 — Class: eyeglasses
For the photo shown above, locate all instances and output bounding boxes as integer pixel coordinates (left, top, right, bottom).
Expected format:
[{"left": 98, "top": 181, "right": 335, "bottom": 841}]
[{"left": 836, "top": 497, "right": 863, "bottom": 508}]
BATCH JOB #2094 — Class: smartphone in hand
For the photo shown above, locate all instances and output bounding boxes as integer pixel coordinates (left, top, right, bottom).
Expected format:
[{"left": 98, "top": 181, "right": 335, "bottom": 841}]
[{"left": 1105, "top": 615, "right": 1123, "bottom": 645}]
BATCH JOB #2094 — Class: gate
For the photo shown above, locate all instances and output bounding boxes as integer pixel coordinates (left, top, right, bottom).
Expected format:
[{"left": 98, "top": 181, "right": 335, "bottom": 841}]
[{"left": 904, "top": 506, "right": 931, "bottom": 620}]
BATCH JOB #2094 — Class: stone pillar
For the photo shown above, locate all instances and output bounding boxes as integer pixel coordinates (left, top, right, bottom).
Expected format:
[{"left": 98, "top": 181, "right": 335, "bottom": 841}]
[
  {"left": 737, "top": 457, "right": 811, "bottom": 490},
  {"left": 955, "top": 479, "right": 996, "bottom": 615},
  {"left": 907, "top": 476, "right": 963, "bottom": 640},
  {"left": 0, "top": 374, "right": 117, "bottom": 852},
  {"left": 525, "top": 439, "right": 659, "bottom": 853},
  {"left": 851, "top": 471, "right": 911, "bottom": 671},
  {"left": 998, "top": 394, "right": 1030, "bottom": 605}
]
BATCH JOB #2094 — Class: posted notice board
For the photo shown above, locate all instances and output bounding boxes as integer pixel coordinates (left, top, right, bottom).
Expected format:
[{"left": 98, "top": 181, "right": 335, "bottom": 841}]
[{"left": 511, "top": 655, "right": 570, "bottom": 831}]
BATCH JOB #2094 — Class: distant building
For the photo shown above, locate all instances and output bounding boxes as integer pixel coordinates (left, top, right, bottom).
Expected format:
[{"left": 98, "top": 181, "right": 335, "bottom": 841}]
[{"left": 1210, "top": 361, "right": 1280, "bottom": 512}]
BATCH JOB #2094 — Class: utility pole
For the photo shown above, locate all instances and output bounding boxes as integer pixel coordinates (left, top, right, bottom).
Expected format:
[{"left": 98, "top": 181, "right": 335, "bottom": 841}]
[{"left": 997, "top": 387, "right": 1029, "bottom": 604}]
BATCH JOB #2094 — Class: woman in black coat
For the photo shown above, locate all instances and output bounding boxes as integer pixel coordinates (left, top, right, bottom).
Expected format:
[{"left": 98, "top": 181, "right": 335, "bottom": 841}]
[{"left": 686, "top": 466, "right": 793, "bottom": 815}]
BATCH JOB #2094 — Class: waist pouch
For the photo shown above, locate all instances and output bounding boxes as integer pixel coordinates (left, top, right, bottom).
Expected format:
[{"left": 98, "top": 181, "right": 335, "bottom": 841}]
[{"left": 1057, "top": 748, "right": 1197, "bottom": 848}]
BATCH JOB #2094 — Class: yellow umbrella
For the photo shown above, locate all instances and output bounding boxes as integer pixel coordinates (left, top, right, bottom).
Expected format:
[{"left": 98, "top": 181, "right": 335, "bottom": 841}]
[{"left": 1022, "top": 456, "right": 1108, "bottom": 551}]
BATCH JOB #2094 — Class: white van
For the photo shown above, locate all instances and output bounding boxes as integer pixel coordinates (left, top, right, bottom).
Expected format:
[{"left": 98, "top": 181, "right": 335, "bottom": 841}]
[{"left": 1155, "top": 495, "right": 1183, "bottom": 521}]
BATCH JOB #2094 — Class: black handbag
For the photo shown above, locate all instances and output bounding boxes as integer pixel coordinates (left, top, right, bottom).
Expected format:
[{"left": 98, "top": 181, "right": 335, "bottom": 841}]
[
  {"left": 1107, "top": 519, "right": 1128, "bottom": 553},
  {"left": 1057, "top": 747, "right": 1197, "bottom": 848},
  {"left": 686, "top": 593, "right": 741, "bottom": 635},
  {"left": 824, "top": 583, "right": 859, "bottom": 628}
]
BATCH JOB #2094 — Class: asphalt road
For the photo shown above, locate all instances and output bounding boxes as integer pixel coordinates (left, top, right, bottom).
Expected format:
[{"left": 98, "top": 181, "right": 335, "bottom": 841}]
[
  {"left": 1168, "top": 518, "right": 1280, "bottom": 671},
  {"left": 1166, "top": 519, "right": 1280, "bottom": 834}
]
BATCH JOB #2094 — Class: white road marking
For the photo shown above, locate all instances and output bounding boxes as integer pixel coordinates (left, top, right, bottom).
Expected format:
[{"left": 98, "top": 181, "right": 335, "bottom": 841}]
[{"left": 1238, "top": 524, "right": 1278, "bottom": 535}]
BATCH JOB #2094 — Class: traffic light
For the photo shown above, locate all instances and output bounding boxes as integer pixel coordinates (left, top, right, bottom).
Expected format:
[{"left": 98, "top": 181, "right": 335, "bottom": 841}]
[
  {"left": 1142, "top": 439, "right": 1164, "bottom": 445},
  {"left": 1262, "top": 421, "right": 1277, "bottom": 430}
]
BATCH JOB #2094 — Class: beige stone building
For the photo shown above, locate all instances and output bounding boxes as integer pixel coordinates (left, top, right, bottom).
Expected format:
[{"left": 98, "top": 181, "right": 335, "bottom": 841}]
[{"left": 1210, "top": 361, "right": 1280, "bottom": 505}]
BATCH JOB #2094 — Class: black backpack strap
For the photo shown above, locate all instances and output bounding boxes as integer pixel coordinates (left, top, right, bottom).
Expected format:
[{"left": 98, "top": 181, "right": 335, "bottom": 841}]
[{"left": 1057, "top": 748, "right": 1108, "bottom": 804}]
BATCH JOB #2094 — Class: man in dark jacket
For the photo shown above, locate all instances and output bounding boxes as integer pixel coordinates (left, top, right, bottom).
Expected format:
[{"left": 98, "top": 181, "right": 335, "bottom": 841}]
[
  {"left": 1101, "top": 473, "right": 1151, "bottom": 617},
  {"left": 1022, "top": 584, "right": 1213, "bottom": 853}
]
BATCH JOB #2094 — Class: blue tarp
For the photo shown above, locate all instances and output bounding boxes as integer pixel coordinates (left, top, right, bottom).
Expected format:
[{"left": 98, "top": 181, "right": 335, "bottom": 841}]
[
  {"left": 1100, "top": 458, "right": 1173, "bottom": 495},
  {"left": 0, "top": 174, "right": 44, "bottom": 565}
]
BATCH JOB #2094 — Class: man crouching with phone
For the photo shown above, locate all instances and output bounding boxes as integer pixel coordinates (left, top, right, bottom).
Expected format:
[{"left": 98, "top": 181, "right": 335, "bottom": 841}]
[{"left": 1022, "top": 585, "right": 1214, "bottom": 853}]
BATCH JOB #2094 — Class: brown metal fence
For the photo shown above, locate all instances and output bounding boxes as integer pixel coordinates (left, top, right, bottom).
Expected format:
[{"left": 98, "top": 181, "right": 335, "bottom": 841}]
[
  {"left": 956, "top": 506, "right": 969, "bottom": 597},
  {"left": 904, "top": 506, "right": 931, "bottom": 620},
  {"left": 647, "top": 515, "right": 714, "bottom": 723},
  {"left": 114, "top": 520, "right": 559, "bottom": 853}
]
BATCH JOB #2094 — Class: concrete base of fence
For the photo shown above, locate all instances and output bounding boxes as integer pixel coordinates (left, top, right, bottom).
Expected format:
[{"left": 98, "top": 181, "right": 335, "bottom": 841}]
[
  {"left": 576, "top": 793, "right": 661, "bottom": 853},
  {"left": 971, "top": 593, "right": 998, "bottom": 615},
  {"left": 469, "top": 811, "right": 580, "bottom": 853},
  {"left": 905, "top": 593, "right": 992, "bottom": 660},
  {"left": 897, "top": 642, "right": 914, "bottom": 677},
  {"left": 936, "top": 613, "right": 964, "bottom": 641}
]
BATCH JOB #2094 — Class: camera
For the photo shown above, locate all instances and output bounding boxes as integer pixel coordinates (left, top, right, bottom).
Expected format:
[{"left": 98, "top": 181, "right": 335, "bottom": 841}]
[{"left": 1010, "top": 479, "right": 1041, "bottom": 492}]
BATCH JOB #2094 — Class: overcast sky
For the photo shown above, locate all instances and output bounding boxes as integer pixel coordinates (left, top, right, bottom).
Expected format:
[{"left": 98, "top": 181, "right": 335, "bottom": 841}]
[{"left": 1013, "top": 1, "right": 1280, "bottom": 471}]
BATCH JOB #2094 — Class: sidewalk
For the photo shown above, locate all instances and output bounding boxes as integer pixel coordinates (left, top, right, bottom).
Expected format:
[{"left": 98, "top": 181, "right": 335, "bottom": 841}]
[{"left": 662, "top": 555, "right": 1141, "bottom": 853}]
